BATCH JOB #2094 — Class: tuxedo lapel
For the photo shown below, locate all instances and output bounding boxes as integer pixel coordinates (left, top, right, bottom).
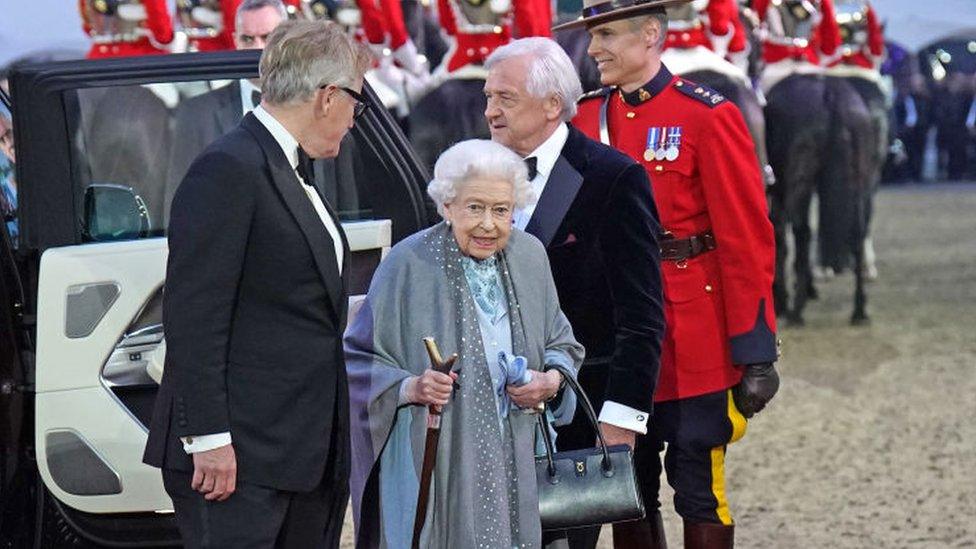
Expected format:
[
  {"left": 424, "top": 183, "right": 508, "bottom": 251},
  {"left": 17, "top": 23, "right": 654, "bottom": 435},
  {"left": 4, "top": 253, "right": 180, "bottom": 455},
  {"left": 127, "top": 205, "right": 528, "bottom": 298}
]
[
  {"left": 524, "top": 155, "right": 583, "bottom": 248},
  {"left": 242, "top": 114, "right": 345, "bottom": 323}
]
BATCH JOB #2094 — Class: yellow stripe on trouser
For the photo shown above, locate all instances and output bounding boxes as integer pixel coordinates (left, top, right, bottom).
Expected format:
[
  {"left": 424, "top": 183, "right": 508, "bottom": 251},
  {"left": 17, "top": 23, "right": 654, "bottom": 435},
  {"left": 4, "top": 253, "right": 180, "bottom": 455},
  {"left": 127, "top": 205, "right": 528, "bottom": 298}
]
[{"left": 710, "top": 389, "right": 749, "bottom": 526}]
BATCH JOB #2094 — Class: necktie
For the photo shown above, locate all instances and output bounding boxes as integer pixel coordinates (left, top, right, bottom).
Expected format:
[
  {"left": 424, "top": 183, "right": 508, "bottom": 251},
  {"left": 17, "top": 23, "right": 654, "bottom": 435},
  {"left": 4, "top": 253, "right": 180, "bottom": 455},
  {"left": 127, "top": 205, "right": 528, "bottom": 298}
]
[
  {"left": 296, "top": 147, "right": 315, "bottom": 184},
  {"left": 524, "top": 156, "right": 538, "bottom": 180},
  {"left": 251, "top": 89, "right": 262, "bottom": 109}
]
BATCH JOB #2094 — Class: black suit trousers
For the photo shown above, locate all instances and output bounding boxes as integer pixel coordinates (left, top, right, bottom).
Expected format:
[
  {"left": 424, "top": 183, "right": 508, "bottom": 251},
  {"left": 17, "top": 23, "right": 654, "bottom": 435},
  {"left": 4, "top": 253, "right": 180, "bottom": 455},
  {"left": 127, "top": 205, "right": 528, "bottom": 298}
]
[{"left": 162, "top": 434, "right": 348, "bottom": 549}]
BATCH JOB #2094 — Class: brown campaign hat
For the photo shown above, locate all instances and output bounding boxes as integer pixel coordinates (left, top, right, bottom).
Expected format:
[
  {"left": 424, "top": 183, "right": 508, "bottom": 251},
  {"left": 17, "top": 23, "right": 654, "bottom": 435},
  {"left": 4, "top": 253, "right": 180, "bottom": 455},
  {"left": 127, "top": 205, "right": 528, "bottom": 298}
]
[{"left": 552, "top": 0, "right": 690, "bottom": 32}]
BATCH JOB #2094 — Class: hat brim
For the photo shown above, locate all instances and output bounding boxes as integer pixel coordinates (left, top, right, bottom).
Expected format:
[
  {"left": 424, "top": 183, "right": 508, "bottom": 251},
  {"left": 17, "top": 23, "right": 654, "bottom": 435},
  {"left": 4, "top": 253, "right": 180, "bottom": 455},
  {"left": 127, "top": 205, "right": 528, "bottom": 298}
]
[{"left": 551, "top": 0, "right": 688, "bottom": 32}]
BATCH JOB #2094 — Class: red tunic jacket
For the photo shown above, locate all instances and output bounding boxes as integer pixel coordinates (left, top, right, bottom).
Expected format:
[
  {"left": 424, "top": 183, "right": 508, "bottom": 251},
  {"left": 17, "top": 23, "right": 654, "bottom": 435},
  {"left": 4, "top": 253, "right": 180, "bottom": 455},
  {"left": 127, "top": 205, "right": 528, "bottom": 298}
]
[
  {"left": 754, "top": 0, "right": 841, "bottom": 65},
  {"left": 187, "top": 0, "right": 239, "bottom": 52},
  {"left": 573, "top": 66, "right": 777, "bottom": 401},
  {"left": 665, "top": 0, "right": 747, "bottom": 54},
  {"left": 80, "top": 0, "right": 173, "bottom": 58},
  {"left": 358, "top": 0, "right": 410, "bottom": 49},
  {"left": 437, "top": 0, "right": 551, "bottom": 71},
  {"left": 828, "top": 3, "right": 884, "bottom": 69}
]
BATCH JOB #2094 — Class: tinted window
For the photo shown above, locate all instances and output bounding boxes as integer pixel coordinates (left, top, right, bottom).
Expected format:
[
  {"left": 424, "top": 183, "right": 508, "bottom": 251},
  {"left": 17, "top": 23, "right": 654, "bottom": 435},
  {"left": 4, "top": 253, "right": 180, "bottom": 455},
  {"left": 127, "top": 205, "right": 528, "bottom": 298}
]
[
  {"left": 0, "top": 103, "right": 17, "bottom": 247},
  {"left": 65, "top": 78, "right": 420, "bottom": 241}
]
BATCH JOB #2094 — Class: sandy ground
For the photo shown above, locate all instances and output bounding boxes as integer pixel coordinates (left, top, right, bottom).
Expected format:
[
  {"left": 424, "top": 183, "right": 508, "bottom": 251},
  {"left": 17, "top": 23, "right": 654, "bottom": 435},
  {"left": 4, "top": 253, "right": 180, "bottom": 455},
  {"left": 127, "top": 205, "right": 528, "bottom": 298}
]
[{"left": 340, "top": 183, "right": 976, "bottom": 548}]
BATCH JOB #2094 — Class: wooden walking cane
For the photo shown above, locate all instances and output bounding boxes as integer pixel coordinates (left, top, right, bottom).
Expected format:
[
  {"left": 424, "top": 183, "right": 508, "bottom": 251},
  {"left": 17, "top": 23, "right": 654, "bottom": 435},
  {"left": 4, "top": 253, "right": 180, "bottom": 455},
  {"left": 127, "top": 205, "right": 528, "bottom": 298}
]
[{"left": 411, "top": 337, "right": 458, "bottom": 549}]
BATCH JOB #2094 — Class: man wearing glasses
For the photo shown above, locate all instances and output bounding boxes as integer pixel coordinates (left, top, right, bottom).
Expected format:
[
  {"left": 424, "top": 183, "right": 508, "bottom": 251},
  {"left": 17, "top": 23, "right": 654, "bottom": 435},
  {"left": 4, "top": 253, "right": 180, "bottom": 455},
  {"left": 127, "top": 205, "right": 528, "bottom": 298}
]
[{"left": 144, "top": 20, "right": 370, "bottom": 548}]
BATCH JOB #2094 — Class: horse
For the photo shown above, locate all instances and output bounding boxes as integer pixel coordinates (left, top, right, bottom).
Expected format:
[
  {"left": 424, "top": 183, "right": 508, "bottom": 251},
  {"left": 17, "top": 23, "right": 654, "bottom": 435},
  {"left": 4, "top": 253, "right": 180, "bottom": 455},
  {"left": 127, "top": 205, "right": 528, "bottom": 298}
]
[
  {"left": 765, "top": 73, "right": 876, "bottom": 325},
  {"left": 407, "top": 71, "right": 491, "bottom": 173}
]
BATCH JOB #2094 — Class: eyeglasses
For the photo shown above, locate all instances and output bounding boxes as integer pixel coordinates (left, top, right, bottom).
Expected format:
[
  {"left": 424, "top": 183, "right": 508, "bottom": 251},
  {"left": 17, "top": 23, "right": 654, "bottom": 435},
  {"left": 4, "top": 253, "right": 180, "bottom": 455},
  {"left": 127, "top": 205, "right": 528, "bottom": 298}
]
[
  {"left": 319, "top": 83, "right": 369, "bottom": 119},
  {"left": 461, "top": 203, "right": 513, "bottom": 221}
]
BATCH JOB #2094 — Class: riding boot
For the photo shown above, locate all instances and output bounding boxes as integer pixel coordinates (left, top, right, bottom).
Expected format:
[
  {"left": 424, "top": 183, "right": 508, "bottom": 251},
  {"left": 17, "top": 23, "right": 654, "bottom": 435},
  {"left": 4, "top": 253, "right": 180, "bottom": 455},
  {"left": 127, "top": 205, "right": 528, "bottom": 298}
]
[
  {"left": 611, "top": 511, "right": 667, "bottom": 549},
  {"left": 683, "top": 520, "right": 733, "bottom": 549}
]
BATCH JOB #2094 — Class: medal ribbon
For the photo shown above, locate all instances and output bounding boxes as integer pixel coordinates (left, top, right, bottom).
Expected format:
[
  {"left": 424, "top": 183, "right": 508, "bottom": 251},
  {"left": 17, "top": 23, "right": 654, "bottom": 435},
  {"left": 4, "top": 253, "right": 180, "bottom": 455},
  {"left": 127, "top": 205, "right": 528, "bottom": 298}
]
[{"left": 646, "top": 127, "right": 660, "bottom": 153}]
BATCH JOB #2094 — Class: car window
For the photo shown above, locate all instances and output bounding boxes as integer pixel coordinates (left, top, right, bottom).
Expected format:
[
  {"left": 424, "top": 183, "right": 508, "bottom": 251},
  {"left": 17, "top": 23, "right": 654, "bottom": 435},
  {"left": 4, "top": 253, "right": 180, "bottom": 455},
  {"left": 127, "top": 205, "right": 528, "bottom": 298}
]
[
  {"left": 64, "top": 78, "right": 417, "bottom": 242},
  {"left": 0, "top": 102, "right": 17, "bottom": 247}
]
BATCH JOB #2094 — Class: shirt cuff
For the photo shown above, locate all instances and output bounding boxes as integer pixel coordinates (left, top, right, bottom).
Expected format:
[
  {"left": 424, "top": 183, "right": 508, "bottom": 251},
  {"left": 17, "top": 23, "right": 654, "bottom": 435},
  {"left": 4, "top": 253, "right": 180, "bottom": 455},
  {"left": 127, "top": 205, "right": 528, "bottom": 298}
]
[
  {"left": 398, "top": 377, "right": 414, "bottom": 406},
  {"left": 181, "top": 432, "right": 232, "bottom": 454},
  {"left": 598, "top": 401, "right": 649, "bottom": 435}
]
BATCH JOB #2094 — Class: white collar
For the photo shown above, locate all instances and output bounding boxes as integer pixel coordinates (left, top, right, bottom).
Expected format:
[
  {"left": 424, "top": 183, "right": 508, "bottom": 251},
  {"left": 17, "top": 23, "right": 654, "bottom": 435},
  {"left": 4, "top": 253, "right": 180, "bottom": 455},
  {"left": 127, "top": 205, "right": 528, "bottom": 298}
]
[
  {"left": 240, "top": 78, "right": 261, "bottom": 111},
  {"left": 525, "top": 122, "right": 569, "bottom": 182},
  {"left": 251, "top": 104, "right": 300, "bottom": 171}
]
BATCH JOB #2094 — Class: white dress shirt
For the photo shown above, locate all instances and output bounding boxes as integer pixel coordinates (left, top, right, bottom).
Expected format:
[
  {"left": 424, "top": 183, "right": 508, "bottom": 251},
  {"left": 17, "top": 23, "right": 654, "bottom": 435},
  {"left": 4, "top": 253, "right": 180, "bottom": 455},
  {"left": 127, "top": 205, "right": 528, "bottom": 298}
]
[
  {"left": 513, "top": 123, "right": 651, "bottom": 435},
  {"left": 182, "top": 105, "right": 345, "bottom": 454},
  {"left": 239, "top": 78, "right": 260, "bottom": 115},
  {"left": 513, "top": 123, "right": 568, "bottom": 230}
]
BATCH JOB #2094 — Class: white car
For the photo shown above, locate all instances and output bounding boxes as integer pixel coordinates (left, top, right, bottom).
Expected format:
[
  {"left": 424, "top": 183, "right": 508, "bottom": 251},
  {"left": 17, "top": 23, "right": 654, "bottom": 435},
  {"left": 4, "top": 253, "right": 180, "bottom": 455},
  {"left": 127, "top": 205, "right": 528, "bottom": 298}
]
[{"left": 0, "top": 49, "right": 434, "bottom": 547}]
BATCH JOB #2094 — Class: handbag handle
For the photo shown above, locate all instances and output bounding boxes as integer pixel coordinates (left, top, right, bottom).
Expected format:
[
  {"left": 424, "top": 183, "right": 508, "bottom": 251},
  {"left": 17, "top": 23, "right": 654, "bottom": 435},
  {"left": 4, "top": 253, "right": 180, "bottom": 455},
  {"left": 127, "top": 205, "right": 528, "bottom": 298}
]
[{"left": 536, "top": 363, "right": 614, "bottom": 477}]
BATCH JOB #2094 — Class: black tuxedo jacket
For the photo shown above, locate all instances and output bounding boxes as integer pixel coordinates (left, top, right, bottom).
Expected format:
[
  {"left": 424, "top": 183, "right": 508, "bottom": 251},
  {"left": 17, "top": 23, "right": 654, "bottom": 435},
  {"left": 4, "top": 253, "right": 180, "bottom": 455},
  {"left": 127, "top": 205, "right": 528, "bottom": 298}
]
[
  {"left": 525, "top": 125, "right": 664, "bottom": 414},
  {"left": 144, "top": 112, "right": 351, "bottom": 493}
]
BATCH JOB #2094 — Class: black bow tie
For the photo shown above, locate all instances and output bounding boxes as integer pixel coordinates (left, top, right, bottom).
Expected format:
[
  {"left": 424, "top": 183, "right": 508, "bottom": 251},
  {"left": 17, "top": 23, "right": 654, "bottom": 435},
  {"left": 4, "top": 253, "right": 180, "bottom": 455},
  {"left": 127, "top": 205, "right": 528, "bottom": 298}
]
[
  {"left": 525, "top": 156, "right": 539, "bottom": 180},
  {"left": 251, "top": 89, "right": 262, "bottom": 108},
  {"left": 296, "top": 147, "right": 315, "bottom": 184}
]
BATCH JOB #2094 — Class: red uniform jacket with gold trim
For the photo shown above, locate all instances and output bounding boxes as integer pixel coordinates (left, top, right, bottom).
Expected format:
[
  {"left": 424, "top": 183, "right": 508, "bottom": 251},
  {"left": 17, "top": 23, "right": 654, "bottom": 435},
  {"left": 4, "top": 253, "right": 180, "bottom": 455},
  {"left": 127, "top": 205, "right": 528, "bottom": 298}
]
[
  {"left": 827, "top": 3, "right": 884, "bottom": 70},
  {"left": 80, "top": 0, "right": 174, "bottom": 58},
  {"left": 573, "top": 66, "right": 777, "bottom": 402},
  {"left": 188, "top": 0, "right": 239, "bottom": 52},
  {"left": 665, "top": 0, "right": 747, "bottom": 54},
  {"left": 437, "top": 0, "right": 551, "bottom": 72},
  {"left": 754, "top": 0, "right": 841, "bottom": 65}
]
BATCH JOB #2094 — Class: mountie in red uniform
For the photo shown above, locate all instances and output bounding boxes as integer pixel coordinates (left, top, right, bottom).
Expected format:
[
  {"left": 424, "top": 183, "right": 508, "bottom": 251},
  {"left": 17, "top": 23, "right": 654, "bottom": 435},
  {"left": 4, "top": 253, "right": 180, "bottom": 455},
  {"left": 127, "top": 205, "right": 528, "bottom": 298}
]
[
  {"left": 827, "top": 0, "right": 884, "bottom": 70},
  {"left": 80, "top": 0, "right": 175, "bottom": 58},
  {"left": 753, "top": 0, "right": 841, "bottom": 65},
  {"left": 574, "top": 65, "right": 778, "bottom": 403}
]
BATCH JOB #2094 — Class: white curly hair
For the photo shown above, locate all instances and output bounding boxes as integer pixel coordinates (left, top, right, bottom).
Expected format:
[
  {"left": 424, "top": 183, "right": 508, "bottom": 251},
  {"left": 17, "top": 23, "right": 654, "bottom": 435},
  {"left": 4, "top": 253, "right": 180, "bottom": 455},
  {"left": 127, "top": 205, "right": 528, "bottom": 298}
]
[{"left": 427, "top": 139, "right": 537, "bottom": 218}]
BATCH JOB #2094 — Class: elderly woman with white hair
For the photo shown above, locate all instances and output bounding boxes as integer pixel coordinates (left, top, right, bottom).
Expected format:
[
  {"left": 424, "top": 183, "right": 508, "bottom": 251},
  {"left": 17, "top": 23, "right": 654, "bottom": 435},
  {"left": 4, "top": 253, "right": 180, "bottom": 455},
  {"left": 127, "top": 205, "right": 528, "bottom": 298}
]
[{"left": 345, "top": 139, "right": 584, "bottom": 548}]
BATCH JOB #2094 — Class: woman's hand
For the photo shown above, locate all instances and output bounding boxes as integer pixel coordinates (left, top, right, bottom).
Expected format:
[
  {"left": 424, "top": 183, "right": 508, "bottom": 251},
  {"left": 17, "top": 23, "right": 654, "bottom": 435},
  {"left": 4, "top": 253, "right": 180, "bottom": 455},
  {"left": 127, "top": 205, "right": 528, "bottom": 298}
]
[
  {"left": 405, "top": 369, "right": 459, "bottom": 407},
  {"left": 506, "top": 370, "right": 562, "bottom": 409}
]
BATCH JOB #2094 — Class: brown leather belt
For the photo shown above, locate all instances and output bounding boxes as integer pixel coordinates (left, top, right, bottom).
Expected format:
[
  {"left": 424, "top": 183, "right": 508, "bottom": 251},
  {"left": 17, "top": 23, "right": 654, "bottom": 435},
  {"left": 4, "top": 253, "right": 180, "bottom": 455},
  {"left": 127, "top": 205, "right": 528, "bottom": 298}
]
[{"left": 659, "top": 230, "right": 716, "bottom": 262}]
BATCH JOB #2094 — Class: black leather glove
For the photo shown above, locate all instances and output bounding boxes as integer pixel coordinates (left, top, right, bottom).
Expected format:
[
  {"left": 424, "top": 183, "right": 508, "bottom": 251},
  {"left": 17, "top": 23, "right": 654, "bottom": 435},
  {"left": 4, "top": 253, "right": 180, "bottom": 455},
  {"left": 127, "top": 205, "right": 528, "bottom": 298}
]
[{"left": 732, "top": 362, "right": 780, "bottom": 418}]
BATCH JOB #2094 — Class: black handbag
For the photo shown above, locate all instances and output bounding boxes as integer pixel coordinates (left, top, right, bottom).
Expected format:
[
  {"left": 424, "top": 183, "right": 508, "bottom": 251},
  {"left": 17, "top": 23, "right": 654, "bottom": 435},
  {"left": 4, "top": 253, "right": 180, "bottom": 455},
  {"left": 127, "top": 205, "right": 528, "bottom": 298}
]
[{"left": 535, "top": 364, "right": 646, "bottom": 531}]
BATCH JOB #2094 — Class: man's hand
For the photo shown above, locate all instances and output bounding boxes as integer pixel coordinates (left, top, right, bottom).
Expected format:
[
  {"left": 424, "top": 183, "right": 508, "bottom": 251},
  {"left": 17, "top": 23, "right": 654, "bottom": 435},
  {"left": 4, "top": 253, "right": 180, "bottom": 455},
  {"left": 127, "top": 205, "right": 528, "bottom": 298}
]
[
  {"left": 191, "top": 443, "right": 237, "bottom": 502},
  {"left": 406, "top": 369, "right": 459, "bottom": 407},
  {"left": 598, "top": 422, "right": 636, "bottom": 449},
  {"left": 732, "top": 362, "right": 780, "bottom": 418},
  {"left": 507, "top": 370, "right": 562, "bottom": 409}
]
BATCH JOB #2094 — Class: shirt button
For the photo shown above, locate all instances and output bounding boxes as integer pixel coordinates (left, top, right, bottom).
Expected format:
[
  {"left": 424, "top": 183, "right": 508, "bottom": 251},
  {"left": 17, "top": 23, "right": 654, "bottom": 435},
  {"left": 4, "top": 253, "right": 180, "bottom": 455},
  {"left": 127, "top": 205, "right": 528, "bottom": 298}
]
[
  {"left": 637, "top": 415, "right": 645, "bottom": 421},
  {"left": 185, "top": 436, "right": 193, "bottom": 444},
  {"left": 626, "top": 112, "right": 636, "bottom": 119},
  {"left": 705, "top": 284, "right": 713, "bottom": 293}
]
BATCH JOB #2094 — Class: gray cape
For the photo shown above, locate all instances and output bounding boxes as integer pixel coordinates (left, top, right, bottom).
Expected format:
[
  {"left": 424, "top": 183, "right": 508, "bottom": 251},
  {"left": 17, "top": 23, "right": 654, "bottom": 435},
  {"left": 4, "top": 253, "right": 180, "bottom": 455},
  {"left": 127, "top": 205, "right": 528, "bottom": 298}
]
[{"left": 345, "top": 223, "right": 584, "bottom": 548}]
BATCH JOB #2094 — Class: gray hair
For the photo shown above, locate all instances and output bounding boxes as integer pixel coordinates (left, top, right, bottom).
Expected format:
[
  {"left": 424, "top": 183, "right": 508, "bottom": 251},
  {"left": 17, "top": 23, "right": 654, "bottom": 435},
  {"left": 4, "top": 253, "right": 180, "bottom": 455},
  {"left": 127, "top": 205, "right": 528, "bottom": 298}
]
[
  {"left": 627, "top": 12, "right": 669, "bottom": 50},
  {"left": 259, "top": 20, "right": 371, "bottom": 106},
  {"left": 427, "top": 140, "right": 536, "bottom": 218},
  {"left": 485, "top": 37, "right": 584, "bottom": 122},
  {"left": 235, "top": 0, "right": 288, "bottom": 30}
]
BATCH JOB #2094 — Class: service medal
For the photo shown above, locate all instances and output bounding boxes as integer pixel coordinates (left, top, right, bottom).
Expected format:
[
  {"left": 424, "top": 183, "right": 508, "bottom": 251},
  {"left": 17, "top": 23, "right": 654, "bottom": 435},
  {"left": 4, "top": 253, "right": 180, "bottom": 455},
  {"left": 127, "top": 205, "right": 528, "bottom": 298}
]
[
  {"left": 666, "top": 145, "right": 679, "bottom": 161},
  {"left": 655, "top": 147, "right": 667, "bottom": 161},
  {"left": 644, "top": 149, "right": 655, "bottom": 162}
]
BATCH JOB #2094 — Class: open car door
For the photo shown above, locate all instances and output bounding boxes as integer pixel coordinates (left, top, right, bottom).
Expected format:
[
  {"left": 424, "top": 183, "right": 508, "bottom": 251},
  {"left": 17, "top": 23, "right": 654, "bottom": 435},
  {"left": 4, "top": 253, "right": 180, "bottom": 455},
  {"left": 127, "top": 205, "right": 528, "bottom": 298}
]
[{"left": 7, "top": 50, "right": 429, "bottom": 545}]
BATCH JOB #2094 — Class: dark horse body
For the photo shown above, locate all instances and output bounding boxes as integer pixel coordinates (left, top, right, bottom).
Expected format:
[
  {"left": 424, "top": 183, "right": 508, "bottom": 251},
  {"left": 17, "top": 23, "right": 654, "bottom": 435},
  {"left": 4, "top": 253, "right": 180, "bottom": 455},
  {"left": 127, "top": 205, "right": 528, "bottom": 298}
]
[
  {"left": 765, "top": 73, "right": 876, "bottom": 325},
  {"left": 408, "top": 76, "right": 490, "bottom": 173},
  {"left": 818, "top": 74, "right": 887, "bottom": 277}
]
